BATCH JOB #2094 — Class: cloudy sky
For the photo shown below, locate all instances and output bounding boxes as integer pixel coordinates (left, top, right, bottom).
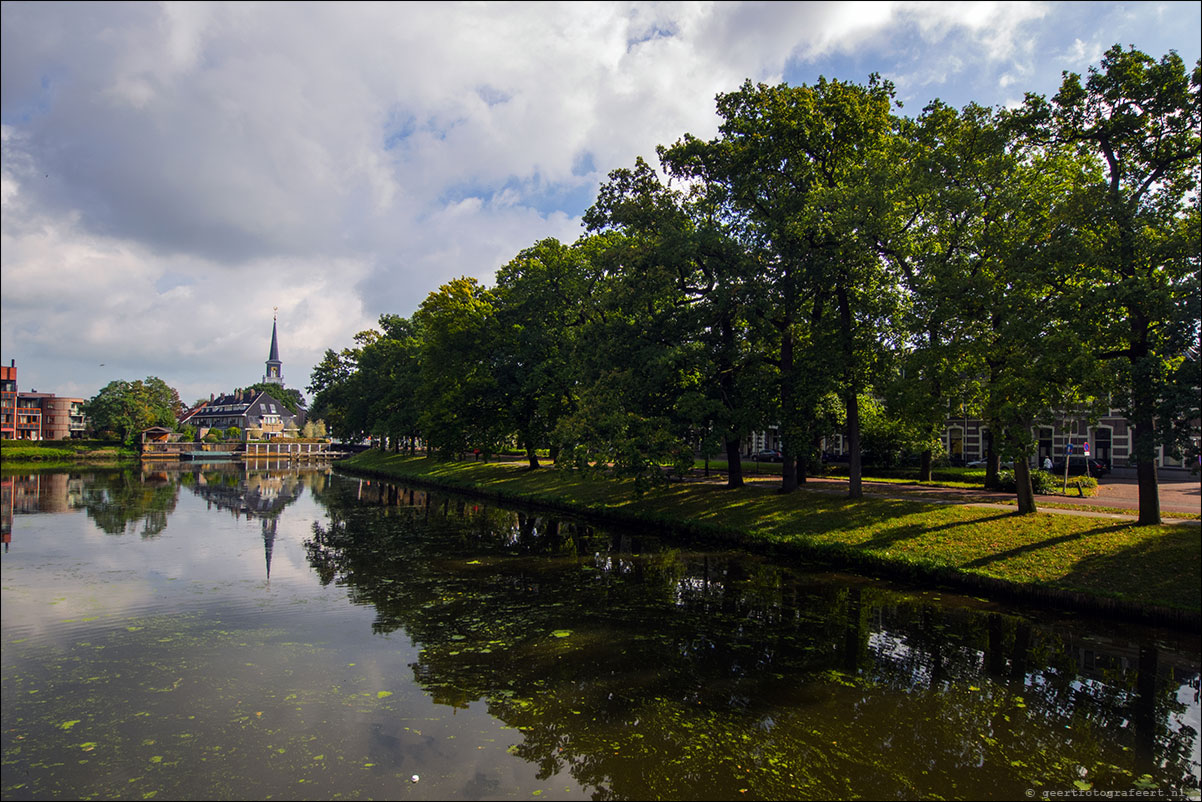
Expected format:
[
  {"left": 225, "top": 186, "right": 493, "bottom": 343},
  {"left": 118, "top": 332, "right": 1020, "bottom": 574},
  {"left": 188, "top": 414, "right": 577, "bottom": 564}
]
[{"left": 3, "top": 1, "right": 1199, "bottom": 407}]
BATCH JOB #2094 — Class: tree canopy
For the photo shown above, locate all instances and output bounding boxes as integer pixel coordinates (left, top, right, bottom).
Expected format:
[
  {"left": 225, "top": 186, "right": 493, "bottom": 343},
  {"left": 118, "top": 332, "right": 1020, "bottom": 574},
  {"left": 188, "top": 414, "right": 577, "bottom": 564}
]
[
  {"left": 310, "top": 44, "right": 1200, "bottom": 522},
  {"left": 84, "top": 377, "right": 183, "bottom": 444}
]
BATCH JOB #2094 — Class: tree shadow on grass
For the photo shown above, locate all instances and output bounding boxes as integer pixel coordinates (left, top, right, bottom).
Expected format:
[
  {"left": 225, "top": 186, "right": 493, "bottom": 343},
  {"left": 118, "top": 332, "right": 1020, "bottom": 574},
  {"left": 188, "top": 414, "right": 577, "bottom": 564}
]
[
  {"left": 1049, "top": 526, "right": 1202, "bottom": 613},
  {"left": 960, "top": 523, "right": 1132, "bottom": 568},
  {"left": 864, "top": 512, "right": 1018, "bottom": 550}
]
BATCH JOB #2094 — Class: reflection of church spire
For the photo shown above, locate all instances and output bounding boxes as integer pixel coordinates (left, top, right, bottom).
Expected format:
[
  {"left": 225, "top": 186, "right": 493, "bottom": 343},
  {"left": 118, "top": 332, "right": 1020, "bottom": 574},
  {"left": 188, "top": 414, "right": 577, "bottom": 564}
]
[{"left": 262, "top": 516, "right": 278, "bottom": 581}]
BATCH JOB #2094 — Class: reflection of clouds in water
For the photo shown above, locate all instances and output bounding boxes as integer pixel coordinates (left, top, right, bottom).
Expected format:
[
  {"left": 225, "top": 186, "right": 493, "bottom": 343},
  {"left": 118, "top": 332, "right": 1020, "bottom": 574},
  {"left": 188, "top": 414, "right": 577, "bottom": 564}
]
[
  {"left": 3, "top": 469, "right": 339, "bottom": 644},
  {"left": 1174, "top": 684, "right": 1202, "bottom": 771}
]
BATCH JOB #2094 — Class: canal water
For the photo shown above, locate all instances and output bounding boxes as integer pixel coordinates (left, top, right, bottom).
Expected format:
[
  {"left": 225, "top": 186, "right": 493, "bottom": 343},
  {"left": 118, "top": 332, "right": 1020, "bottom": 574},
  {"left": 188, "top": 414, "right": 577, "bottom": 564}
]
[{"left": 2, "top": 465, "right": 1199, "bottom": 801}]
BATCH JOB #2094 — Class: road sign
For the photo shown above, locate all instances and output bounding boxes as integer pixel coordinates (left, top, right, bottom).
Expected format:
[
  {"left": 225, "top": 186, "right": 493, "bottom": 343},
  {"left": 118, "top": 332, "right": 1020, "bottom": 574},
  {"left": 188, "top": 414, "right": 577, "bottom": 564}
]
[
  {"left": 1066, "top": 443, "right": 1073, "bottom": 454},
  {"left": 1083, "top": 442, "right": 1090, "bottom": 456}
]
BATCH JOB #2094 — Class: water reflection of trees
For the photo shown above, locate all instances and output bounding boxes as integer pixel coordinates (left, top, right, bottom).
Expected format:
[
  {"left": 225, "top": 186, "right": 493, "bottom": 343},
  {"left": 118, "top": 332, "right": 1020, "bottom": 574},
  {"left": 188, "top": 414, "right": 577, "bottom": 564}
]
[
  {"left": 308, "top": 475, "right": 1201, "bottom": 800},
  {"left": 73, "top": 465, "right": 330, "bottom": 548},
  {"left": 80, "top": 469, "right": 181, "bottom": 538}
]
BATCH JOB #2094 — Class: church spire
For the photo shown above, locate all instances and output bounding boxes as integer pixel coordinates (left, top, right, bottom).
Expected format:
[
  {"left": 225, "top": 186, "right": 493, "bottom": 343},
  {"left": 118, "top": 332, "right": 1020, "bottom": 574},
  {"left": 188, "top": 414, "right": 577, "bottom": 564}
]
[{"left": 264, "top": 309, "right": 283, "bottom": 385}]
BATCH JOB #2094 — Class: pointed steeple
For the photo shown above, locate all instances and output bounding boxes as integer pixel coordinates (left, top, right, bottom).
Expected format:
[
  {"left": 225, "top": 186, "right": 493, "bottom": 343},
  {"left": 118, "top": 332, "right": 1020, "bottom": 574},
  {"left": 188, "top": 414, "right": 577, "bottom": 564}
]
[
  {"left": 264, "top": 309, "right": 283, "bottom": 385},
  {"left": 269, "top": 320, "right": 280, "bottom": 362}
]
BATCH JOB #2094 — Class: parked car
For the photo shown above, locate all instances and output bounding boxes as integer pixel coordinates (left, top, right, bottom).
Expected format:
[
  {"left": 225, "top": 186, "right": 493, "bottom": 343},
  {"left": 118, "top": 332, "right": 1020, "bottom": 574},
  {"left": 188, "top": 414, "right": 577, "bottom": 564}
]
[
  {"left": 1050, "top": 456, "right": 1108, "bottom": 478},
  {"left": 751, "top": 449, "right": 783, "bottom": 463},
  {"left": 966, "top": 458, "right": 1014, "bottom": 469}
]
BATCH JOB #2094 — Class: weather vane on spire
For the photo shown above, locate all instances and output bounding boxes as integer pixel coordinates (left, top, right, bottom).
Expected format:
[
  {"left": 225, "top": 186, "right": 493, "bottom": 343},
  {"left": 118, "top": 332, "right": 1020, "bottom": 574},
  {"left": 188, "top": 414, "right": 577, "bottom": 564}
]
[{"left": 273, "top": 306, "right": 278, "bottom": 322}]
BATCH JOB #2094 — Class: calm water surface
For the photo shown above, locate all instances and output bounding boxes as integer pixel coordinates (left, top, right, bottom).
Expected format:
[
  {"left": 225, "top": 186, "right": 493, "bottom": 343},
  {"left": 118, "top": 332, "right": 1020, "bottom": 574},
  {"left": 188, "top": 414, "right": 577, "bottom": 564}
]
[{"left": 2, "top": 465, "right": 1199, "bottom": 801}]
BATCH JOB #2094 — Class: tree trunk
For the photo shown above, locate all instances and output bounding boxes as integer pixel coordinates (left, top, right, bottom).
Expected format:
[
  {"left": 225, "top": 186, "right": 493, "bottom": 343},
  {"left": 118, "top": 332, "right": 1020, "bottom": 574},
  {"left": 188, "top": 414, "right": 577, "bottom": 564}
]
[
  {"left": 717, "top": 315, "right": 744, "bottom": 490},
  {"left": 780, "top": 443, "right": 799, "bottom": 493},
  {"left": 1131, "top": 396, "right": 1162, "bottom": 525},
  {"left": 525, "top": 443, "right": 540, "bottom": 470},
  {"left": 1135, "top": 451, "right": 1160, "bottom": 525},
  {"left": 724, "top": 436, "right": 744, "bottom": 488},
  {"left": 1014, "top": 459, "right": 1037, "bottom": 514},
  {"left": 779, "top": 326, "right": 799, "bottom": 493},
  {"left": 845, "top": 390, "right": 862, "bottom": 499},
  {"left": 837, "top": 284, "right": 861, "bottom": 499},
  {"left": 983, "top": 433, "right": 1000, "bottom": 489},
  {"left": 920, "top": 448, "right": 933, "bottom": 482}
]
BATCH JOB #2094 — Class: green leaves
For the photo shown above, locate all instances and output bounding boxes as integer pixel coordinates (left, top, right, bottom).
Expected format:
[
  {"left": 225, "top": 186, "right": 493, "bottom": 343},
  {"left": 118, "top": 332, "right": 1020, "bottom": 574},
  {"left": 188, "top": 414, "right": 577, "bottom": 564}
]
[{"left": 83, "top": 377, "right": 183, "bottom": 444}]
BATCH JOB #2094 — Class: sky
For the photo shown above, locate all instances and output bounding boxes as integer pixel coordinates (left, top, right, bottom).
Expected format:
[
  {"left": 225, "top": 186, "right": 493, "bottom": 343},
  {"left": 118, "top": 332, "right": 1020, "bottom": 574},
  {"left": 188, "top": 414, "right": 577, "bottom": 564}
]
[{"left": 3, "top": 1, "right": 1200, "bottom": 408}]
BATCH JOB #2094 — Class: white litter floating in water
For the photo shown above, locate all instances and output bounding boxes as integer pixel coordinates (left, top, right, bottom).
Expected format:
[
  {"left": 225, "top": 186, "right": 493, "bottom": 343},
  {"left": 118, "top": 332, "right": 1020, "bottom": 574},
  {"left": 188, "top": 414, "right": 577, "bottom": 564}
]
[{"left": 410, "top": 775, "right": 420, "bottom": 783}]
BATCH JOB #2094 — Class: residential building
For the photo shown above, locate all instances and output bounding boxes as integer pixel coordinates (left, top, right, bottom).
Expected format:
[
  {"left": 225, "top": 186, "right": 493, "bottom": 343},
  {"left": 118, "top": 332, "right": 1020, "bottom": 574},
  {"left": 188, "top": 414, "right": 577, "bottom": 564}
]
[
  {"left": 178, "top": 316, "right": 304, "bottom": 438},
  {"left": 940, "top": 408, "right": 1200, "bottom": 471},
  {"left": 742, "top": 399, "right": 1199, "bottom": 471},
  {"left": 17, "top": 393, "right": 87, "bottom": 440},
  {"left": 0, "top": 361, "right": 16, "bottom": 440},
  {"left": 0, "top": 360, "right": 87, "bottom": 441},
  {"left": 180, "top": 389, "right": 302, "bottom": 439}
]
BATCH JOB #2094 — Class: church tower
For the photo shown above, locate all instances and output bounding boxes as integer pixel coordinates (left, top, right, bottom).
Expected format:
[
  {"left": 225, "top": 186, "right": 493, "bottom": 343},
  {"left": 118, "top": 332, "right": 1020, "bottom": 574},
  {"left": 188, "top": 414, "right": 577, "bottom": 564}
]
[{"left": 264, "top": 309, "right": 283, "bottom": 385}]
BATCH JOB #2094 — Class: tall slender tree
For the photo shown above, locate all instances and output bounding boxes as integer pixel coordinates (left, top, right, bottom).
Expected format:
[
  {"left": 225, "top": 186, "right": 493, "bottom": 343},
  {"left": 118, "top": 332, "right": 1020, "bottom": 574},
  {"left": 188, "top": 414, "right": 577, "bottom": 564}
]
[
  {"left": 492, "top": 237, "right": 595, "bottom": 468},
  {"left": 1021, "top": 45, "right": 1201, "bottom": 524},
  {"left": 413, "top": 277, "right": 506, "bottom": 458},
  {"left": 586, "top": 157, "right": 768, "bottom": 487},
  {"left": 669, "top": 77, "right": 905, "bottom": 496}
]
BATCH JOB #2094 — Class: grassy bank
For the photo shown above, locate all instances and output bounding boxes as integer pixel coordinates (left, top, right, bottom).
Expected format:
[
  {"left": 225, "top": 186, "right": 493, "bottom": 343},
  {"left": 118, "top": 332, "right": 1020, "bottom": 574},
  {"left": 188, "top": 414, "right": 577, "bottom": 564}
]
[
  {"left": 341, "top": 451, "right": 1201, "bottom": 627},
  {"left": 0, "top": 440, "right": 135, "bottom": 463}
]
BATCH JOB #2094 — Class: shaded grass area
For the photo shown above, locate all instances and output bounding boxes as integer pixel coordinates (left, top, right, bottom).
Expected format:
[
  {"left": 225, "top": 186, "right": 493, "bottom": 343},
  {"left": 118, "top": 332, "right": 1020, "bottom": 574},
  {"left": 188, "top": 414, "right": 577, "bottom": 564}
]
[
  {"left": 694, "top": 457, "right": 985, "bottom": 486},
  {"left": 343, "top": 452, "right": 1201, "bottom": 625},
  {"left": 695, "top": 458, "right": 1107, "bottom": 496}
]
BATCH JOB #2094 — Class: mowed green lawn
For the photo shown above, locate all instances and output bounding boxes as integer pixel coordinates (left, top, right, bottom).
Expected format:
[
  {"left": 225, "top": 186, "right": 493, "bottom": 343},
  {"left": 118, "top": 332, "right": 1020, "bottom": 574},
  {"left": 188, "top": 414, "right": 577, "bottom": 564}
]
[{"left": 343, "top": 452, "right": 1201, "bottom": 619}]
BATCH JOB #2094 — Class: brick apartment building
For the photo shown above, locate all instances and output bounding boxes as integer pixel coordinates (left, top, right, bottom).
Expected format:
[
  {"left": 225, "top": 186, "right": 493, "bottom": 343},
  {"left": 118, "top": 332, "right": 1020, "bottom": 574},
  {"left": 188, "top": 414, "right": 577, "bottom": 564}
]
[{"left": 0, "top": 361, "right": 86, "bottom": 441}]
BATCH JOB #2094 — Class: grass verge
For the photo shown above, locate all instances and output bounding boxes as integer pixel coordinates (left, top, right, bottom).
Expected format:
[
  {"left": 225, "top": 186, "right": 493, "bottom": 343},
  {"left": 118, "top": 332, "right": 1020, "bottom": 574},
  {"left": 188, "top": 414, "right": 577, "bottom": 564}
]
[
  {"left": 341, "top": 451, "right": 1201, "bottom": 628},
  {"left": 0, "top": 440, "right": 135, "bottom": 463}
]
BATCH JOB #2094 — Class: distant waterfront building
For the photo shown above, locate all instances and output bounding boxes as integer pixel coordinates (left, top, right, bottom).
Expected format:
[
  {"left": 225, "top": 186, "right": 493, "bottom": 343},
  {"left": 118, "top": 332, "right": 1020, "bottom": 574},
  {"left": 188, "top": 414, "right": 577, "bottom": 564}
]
[
  {"left": 0, "top": 361, "right": 16, "bottom": 440},
  {"left": 180, "top": 389, "right": 302, "bottom": 439},
  {"left": 177, "top": 315, "right": 304, "bottom": 439},
  {"left": 0, "top": 360, "right": 85, "bottom": 440},
  {"left": 16, "top": 393, "right": 87, "bottom": 440}
]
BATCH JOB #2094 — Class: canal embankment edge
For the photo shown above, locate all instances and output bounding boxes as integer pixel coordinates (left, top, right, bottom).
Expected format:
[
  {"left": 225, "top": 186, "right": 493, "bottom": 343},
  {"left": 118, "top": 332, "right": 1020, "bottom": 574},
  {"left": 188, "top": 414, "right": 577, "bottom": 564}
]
[{"left": 334, "top": 453, "right": 1202, "bottom": 632}]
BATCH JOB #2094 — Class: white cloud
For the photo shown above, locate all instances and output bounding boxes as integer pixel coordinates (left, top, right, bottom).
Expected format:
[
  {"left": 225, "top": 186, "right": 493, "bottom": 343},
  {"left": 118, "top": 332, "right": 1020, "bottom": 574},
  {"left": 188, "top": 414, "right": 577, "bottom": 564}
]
[{"left": 2, "top": 1, "right": 1198, "bottom": 402}]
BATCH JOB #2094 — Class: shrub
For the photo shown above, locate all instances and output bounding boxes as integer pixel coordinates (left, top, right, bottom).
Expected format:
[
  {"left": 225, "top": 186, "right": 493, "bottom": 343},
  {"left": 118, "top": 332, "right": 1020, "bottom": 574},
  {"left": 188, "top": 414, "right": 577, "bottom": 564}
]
[
  {"left": 996, "top": 469, "right": 1096, "bottom": 496},
  {"left": 1031, "top": 470, "right": 1059, "bottom": 495}
]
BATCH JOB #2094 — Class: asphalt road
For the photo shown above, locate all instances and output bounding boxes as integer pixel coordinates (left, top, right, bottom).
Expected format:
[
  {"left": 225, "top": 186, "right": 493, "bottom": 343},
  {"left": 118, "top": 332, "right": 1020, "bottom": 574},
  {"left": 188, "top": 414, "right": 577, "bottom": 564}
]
[
  {"left": 1086, "top": 469, "right": 1200, "bottom": 517},
  {"left": 738, "top": 468, "right": 1200, "bottom": 521}
]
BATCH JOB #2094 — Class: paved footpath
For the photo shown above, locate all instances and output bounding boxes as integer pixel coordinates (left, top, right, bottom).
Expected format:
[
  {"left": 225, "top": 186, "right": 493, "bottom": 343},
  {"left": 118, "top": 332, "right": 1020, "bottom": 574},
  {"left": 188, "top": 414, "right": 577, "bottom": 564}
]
[{"left": 733, "top": 469, "right": 1200, "bottom": 524}]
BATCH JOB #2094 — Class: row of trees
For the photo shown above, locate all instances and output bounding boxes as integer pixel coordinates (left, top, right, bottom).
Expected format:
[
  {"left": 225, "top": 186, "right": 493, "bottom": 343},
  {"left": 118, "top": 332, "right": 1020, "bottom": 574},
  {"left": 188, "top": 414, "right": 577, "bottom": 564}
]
[{"left": 310, "top": 46, "right": 1199, "bottom": 524}]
